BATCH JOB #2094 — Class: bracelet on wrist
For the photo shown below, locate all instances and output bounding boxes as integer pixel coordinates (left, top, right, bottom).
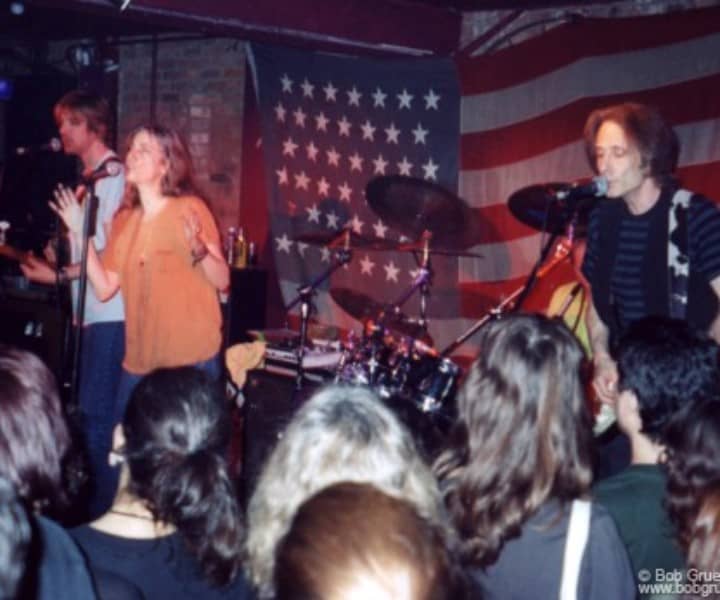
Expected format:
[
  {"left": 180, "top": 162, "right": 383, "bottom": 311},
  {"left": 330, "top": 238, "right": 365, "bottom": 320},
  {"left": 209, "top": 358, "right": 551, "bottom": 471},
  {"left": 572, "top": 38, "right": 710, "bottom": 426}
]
[{"left": 191, "top": 243, "right": 209, "bottom": 265}]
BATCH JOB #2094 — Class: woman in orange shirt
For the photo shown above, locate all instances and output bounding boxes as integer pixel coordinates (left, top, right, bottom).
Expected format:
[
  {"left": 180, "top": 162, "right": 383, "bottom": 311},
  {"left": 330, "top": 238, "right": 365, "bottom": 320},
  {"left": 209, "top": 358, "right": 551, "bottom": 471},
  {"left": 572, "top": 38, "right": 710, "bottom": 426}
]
[{"left": 51, "top": 125, "right": 229, "bottom": 422}]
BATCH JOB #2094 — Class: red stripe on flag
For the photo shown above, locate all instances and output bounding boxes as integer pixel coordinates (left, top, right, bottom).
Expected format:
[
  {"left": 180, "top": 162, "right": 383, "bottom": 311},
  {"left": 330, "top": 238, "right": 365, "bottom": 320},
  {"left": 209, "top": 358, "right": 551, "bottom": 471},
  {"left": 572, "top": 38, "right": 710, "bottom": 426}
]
[
  {"left": 457, "top": 6, "right": 720, "bottom": 94},
  {"left": 461, "top": 72, "right": 720, "bottom": 171}
]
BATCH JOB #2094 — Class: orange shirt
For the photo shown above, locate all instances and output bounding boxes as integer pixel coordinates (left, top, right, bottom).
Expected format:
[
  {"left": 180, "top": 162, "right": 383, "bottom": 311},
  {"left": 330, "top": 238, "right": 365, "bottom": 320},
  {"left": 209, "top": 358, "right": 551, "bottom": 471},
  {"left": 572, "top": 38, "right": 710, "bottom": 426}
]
[{"left": 104, "top": 196, "right": 222, "bottom": 374}]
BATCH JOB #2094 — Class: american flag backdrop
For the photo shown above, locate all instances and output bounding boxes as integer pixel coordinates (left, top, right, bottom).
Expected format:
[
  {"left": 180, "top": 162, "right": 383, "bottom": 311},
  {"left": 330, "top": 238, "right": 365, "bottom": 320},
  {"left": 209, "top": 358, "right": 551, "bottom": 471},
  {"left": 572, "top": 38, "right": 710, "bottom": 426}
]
[
  {"left": 456, "top": 6, "right": 720, "bottom": 352},
  {"left": 249, "top": 44, "right": 461, "bottom": 345},
  {"left": 247, "top": 6, "right": 720, "bottom": 356}
]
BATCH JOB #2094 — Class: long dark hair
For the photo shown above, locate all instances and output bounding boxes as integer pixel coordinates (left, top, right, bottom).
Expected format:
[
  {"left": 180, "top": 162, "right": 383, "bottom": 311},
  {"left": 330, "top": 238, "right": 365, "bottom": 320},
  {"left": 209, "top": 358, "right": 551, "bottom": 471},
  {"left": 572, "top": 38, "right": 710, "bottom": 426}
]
[
  {"left": 434, "top": 314, "right": 593, "bottom": 567},
  {"left": 123, "top": 367, "right": 243, "bottom": 587},
  {"left": 0, "top": 346, "right": 73, "bottom": 515},
  {"left": 665, "top": 399, "right": 720, "bottom": 555}
]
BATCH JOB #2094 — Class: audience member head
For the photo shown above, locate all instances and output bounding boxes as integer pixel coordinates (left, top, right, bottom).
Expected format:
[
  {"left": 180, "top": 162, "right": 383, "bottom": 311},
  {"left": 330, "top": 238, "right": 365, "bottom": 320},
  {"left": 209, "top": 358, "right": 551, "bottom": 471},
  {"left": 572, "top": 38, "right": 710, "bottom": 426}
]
[
  {"left": 274, "top": 482, "right": 468, "bottom": 600},
  {"left": 664, "top": 399, "right": 720, "bottom": 555},
  {"left": 54, "top": 88, "right": 113, "bottom": 144},
  {"left": 120, "top": 367, "right": 243, "bottom": 587},
  {"left": 615, "top": 317, "right": 720, "bottom": 446},
  {"left": 434, "top": 313, "right": 593, "bottom": 567},
  {"left": 124, "top": 124, "right": 199, "bottom": 206},
  {"left": 246, "top": 384, "right": 449, "bottom": 599},
  {"left": 583, "top": 102, "right": 679, "bottom": 186},
  {"left": 0, "top": 475, "right": 31, "bottom": 599},
  {"left": 0, "top": 345, "right": 73, "bottom": 515},
  {"left": 686, "top": 486, "right": 720, "bottom": 573}
]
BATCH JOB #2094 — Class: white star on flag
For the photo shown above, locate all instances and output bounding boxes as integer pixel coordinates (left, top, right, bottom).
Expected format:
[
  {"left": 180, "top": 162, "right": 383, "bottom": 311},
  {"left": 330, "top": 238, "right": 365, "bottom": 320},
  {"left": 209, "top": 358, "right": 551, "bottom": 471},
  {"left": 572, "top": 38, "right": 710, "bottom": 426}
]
[
  {"left": 424, "top": 89, "right": 440, "bottom": 110},
  {"left": 306, "top": 203, "right": 321, "bottom": 223},
  {"left": 347, "top": 86, "right": 362, "bottom": 106},
  {"left": 323, "top": 82, "right": 338, "bottom": 102},
  {"left": 397, "top": 89, "right": 414, "bottom": 109},
  {"left": 372, "top": 155, "right": 388, "bottom": 175},
  {"left": 360, "top": 254, "right": 376, "bottom": 275},
  {"left": 327, "top": 147, "right": 341, "bottom": 166},
  {"left": 306, "top": 141, "right": 319, "bottom": 161},
  {"left": 421, "top": 158, "right": 439, "bottom": 181},
  {"left": 317, "top": 177, "right": 330, "bottom": 196},
  {"left": 326, "top": 211, "right": 340, "bottom": 229},
  {"left": 412, "top": 123, "right": 429, "bottom": 144},
  {"left": 338, "top": 182, "right": 352, "bottom": 202},
  {"left": 301, "top": 78, "right": 314, "bottom": 98},
  {"left": 372, "top": 87, "right": 387, "bottom": 107},
  {"left": 294, "top": 171, "right": 310, "bottom": 190},
  {"left": 320, "top": 247, "right": 332, "bottom": 262},
  {"left": 397, "top": 157, "right": 413, "bottom": 176},
  {"left": 293, "top": 107, "right": 307, "bottom": 127},
  {"left": 372, "top": 220, "right": 388, "bottom": 238},
  {"left": 360, "top": 120, "right": 376, "bottom": 141},
  {"left": 349, "top": 152, "right": 363, "bottom": 172},
  {"left": 348, "top": 214, "right": 364, "bottom": 234},
  {"left": 315, "top": 112, "right": 329, "bottom": 132},
  {"left": 276, "top": 166, "right": 288, "bottom": 185},
  {"left": 337, "top": 116, "right": 351, "bottom": 137},
  {"left": 276, "top": 233, "right": 293, "bottom": 252},
  {"left": 385, "top": 123, "right": 400, "bottom": 144},
  {"left": 282, "top": 137, "right": 298, "bottom": 157},
  {"left": 298, "top": 242, "right": 309, "bottom": 256},
  {"left": 274, "top": 102, "right": 286, "bottom": 122},
  {"left": 280, "top": 74, "right": 293, "bottom": 93},
  {"left": 384, "top": 260, "right": 400, "bottom": 282}
]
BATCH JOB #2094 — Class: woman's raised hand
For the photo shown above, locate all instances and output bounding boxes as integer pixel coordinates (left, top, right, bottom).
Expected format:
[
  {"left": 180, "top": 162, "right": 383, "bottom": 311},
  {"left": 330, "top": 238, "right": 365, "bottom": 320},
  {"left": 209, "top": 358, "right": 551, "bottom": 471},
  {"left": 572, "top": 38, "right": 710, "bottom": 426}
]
[{"left": 49, "top": 184, "right": 83, "bottom": 236}]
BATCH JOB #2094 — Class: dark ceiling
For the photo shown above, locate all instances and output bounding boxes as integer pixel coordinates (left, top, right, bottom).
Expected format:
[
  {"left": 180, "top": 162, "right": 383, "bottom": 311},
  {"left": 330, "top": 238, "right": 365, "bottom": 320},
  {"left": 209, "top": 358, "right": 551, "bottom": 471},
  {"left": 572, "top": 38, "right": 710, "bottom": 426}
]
[{"left": 1, "top": 0, "right": 618, "bottom": 43}]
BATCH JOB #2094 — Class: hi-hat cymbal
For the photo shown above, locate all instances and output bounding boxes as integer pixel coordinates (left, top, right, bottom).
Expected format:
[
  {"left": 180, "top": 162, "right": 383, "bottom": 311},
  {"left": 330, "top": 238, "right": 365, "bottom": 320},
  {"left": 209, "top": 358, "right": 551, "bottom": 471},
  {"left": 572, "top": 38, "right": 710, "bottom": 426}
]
[
  {"left": 507, "top": 183, "right": 596, "bottom": 237},
  {"left": 330, "top": 287, "right": 429, "bottom": 340},
  {"left": 366, "top": 175, "right": 479, "bottom": 249}
]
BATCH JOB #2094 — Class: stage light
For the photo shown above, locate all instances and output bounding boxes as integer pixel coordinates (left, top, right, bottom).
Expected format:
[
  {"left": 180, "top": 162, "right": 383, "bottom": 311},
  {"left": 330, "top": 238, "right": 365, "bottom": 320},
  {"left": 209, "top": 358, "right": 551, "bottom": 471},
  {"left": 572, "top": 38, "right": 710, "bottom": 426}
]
[{"left": 9, "top": 2, "right": 25, "bottom": 16}]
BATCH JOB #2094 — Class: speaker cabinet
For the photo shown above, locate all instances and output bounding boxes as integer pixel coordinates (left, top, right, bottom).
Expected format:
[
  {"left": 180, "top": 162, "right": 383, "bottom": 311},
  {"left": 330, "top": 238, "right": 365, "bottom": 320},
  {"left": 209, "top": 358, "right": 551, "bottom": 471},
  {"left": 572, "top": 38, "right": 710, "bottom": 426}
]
[
  {"left": 240, "top": 369, "right": 318, "bottom": 504},
  {"left": 226, "top": 268, "right": 267, "bottom": 345},
  {"left": 0, "top": 295, "right": 68, "bottom": 380}
]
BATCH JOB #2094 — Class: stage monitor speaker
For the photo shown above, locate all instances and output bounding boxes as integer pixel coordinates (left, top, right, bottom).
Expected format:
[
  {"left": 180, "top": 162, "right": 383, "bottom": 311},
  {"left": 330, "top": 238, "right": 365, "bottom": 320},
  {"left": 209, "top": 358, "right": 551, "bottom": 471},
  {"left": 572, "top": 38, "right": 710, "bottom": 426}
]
[
  {"left": 240, "top": 369, "right": 318, "bottom": 505},
  {"left": 226, "top": 267, "right": 267, "bottom": 345},
  {"left": 0, "top": 295, "right": 68, "bottom": 380}
]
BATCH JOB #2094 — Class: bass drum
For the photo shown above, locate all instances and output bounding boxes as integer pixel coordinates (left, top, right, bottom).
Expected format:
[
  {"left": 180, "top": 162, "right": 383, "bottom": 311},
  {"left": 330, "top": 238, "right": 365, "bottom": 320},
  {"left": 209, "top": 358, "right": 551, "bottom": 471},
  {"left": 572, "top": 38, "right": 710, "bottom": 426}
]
[{"left": 336, "top": 329, "right": 461, "bottom": 461}]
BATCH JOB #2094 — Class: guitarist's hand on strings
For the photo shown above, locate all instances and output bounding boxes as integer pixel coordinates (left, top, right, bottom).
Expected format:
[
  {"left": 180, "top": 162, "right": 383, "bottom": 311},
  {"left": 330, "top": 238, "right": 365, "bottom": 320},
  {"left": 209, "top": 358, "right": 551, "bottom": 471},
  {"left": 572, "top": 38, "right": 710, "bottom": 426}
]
[
  {"left": 20, "top": 255, "right": 57, "bottom": 285},
  {"left": 49, "top": 184, "right": 83, "bottom": 238}
]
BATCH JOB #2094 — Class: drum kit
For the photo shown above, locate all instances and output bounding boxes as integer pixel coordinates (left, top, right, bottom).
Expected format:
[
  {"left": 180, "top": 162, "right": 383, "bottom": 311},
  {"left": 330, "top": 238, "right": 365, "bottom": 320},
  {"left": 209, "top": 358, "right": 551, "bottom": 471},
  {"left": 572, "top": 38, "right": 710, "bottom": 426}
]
[{"left": 276, "top": 175, "right": 598, "bottom": 456}]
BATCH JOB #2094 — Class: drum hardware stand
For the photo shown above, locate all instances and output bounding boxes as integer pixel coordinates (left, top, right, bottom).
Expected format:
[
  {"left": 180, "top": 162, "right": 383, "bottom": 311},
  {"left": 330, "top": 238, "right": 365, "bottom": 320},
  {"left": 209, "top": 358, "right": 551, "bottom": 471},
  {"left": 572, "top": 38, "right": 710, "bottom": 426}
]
[
  {"left": 285, "top": 230, "right": 352, "bottom": 391},
  {"left": 382, "top": 230, "right": 433, "bottom": 336},
  {"left": 440, "top": 216, "right": 578, "bottom": 358}
]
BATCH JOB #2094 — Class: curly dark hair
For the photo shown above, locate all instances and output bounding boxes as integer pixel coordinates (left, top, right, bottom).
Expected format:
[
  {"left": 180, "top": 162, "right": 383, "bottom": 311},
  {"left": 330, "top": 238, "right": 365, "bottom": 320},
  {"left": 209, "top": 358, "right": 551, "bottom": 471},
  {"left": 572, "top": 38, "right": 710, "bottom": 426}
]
[
  {"left": 616, "top": 317, "right": 720, "bottom": 442},
  {"left": 123, "top": 367, "right": 244, "bottom": 587},
  {"left": 665, "top": 399, "right": 720, "bottom": 554},
  {"left": 434, "top": 314, "right": 593, "bottom": 567},
  {"left": 687, "top": 486, "right": 720, "bottom": 572},
  {"left": 583, "top": 102, "right": 679, "bottom": 186}
]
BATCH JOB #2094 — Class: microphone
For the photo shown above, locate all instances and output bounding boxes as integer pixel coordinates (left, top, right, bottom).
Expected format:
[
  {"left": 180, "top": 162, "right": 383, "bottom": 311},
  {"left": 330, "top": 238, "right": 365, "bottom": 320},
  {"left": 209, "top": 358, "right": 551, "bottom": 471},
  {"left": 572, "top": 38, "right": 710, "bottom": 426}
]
[
  {"left": 81, "top": 159, "right": 123, "bottom": 184},
  {"left": 555, "top": 176, "right": 608, "bottom": 201},
  {"left": 15, "top": 138, "right": 62, "bottom": 156}
]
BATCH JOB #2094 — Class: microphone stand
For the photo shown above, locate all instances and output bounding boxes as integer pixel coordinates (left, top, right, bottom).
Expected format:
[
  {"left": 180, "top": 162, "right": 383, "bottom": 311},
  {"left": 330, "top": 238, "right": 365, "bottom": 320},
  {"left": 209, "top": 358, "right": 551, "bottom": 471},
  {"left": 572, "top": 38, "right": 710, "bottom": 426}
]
[
  {"left": 285, "top": 243, "right": 352, "bottom": 392},
  {"left": 69, "top": 183, "right": 99, "bottom": 410},
  {"left": 440, "top": 213, "right": 578, "bottom": 358}
]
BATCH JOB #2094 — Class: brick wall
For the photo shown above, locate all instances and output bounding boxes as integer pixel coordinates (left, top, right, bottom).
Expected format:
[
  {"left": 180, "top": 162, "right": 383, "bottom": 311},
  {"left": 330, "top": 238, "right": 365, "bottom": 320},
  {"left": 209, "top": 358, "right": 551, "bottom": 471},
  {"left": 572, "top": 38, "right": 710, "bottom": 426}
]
[{"left": 118, "top": 37, "right": 246, "bottom": 236}]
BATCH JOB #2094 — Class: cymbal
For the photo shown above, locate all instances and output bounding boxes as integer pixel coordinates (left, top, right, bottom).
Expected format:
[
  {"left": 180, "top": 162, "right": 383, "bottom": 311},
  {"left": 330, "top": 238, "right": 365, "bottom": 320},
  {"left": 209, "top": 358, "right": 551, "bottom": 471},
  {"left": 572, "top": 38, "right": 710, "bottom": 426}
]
[
  {"left": 366, "top": 175, "right": 478, "bottom": 249},
  {"left": 330, "top": 287, "right": 429, "bottom": 340},
  {"left": 507, "top": 183, "right": 595, "bottom": 237},
  {"left": 294, "top": 230, "right": 483, "bottom": 257}
]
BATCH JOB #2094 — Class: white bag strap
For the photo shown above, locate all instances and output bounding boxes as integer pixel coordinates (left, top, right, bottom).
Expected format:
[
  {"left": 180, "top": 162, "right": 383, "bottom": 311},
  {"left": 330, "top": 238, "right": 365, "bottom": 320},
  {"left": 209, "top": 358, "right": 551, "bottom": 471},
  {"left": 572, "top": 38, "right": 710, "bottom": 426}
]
[{"left": 559, "top": 499, "right": 591, "bottom": 600}]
